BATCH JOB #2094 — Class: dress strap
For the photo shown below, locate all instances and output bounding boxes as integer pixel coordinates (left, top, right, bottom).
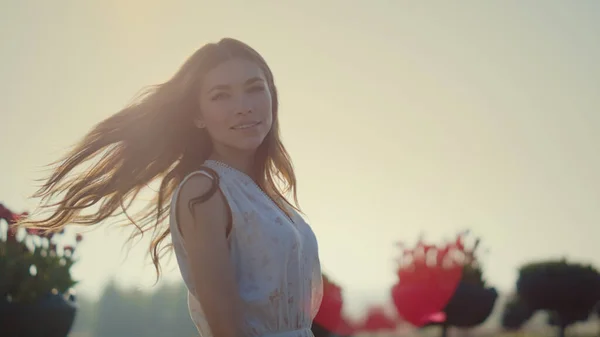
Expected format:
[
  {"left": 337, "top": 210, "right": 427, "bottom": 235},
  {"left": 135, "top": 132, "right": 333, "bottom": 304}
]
[
  {"left": 172, "top": 165, "right": 222, "bottom": 236},
  {"left": 186, "top": 166, "right": 220, "bottom": 217}
]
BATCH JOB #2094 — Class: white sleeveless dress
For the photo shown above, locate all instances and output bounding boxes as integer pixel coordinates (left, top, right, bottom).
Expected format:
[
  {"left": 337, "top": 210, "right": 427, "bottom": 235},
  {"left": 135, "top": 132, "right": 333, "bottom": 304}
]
[{"left": 169, "top": 160, "right": 323, "bottom": 337}]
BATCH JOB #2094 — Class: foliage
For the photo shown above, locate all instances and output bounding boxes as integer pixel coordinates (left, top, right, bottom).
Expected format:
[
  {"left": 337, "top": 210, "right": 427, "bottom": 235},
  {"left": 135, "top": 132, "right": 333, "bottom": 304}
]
[
  {"left": 515, "top": 259, "right": 600, "bottom": 337},
  {"left": 443, "top": 281, "right": 498, "bottom": 329},
  {"left": 0, "top": 203, "right": 81, "bottom": 304},
  {"left": 501, "top": 294, "right": 535, "bottom": 330},
  {"left": 517, "top": 260, "right": 600, "bottom": 322},
  {"left": 439, "top": 234, "right": 497, "bottom": 332}
]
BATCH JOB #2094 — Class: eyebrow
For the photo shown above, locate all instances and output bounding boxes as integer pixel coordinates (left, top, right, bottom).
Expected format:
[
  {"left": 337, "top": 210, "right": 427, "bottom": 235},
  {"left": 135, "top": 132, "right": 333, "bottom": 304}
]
[{"left": 207, "top": 77, "right": 265, "bottom": 94}]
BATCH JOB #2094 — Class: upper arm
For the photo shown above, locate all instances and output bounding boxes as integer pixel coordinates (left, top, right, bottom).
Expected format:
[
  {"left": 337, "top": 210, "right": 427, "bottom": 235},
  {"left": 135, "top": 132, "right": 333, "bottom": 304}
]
[
  {"left": 173, "top": 170, "right": 242, "bottom": 336},
  {"left": 175, "top": 170, "right": 230, "bottom": 243}
]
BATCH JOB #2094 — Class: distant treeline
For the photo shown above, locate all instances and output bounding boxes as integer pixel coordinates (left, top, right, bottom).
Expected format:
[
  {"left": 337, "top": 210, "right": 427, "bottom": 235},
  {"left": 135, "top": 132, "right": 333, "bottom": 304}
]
[
  {"left": 70, "top": 280, "right": 198, "bottom": 337},
  {"left": 69, "top": 278, "right": 600, "bottom": 337}
]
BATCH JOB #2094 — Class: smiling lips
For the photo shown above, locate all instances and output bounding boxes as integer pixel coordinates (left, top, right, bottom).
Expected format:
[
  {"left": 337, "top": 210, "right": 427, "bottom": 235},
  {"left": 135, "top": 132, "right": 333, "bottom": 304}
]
[{"left": 231, "top": 121, "right": 261, "bottom": 130}]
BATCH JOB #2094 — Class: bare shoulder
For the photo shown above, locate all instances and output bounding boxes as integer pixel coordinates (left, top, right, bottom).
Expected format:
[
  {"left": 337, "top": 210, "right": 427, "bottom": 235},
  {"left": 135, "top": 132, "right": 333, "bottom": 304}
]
[
  {"left": 174, "top": 170, "right": 229, "bottom": 238},
  {"left": 177, "top": 171, "right": 221, "bottom": 209}
]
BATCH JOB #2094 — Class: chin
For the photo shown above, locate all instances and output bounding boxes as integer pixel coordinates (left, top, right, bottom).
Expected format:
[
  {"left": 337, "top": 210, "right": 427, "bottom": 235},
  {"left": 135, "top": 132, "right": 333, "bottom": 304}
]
[{"left": 234, "top": 136, "right": 267, "bottom": 152}]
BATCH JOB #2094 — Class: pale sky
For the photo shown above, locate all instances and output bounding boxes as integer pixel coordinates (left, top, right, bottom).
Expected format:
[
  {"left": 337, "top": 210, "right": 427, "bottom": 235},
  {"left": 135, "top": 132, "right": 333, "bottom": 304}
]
[{"left": 1, "top": 1, "right": 599, "bottom": 315}]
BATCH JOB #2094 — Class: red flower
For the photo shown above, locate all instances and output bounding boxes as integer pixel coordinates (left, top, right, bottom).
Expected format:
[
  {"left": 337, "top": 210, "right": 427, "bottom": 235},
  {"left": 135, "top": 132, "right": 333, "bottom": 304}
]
[
  {"left": 0, "top": 204, "right": 27, "bottom": 225},
  {"left": 391, "top": 232, "right": 469, "bottom": 326},
  {"left": 314, "top": 276, "right": 343, "bottom": 332},
  {"left": 7, "top": 225, "right": 18, "bottom": 241},
  {"left": 9, "top": 211, "right": 28, "bottom": 224},
  {"left": 0, "top": 204, "right": 12, "bottom": 220},
  {"left": 337, "top": 317, "right": 358, "bottom": 336},
  {"left": 426, "top": 311, "right": 446, "bottom": 323},
  {"left": 26, "top": 227, "right": 41, "bottom": 236},
  {"left": 359, "top": 306, "right": 397, "bottom": 332},
  {"left": 64, "top": 245, "right": 75, "bottom": 256}
]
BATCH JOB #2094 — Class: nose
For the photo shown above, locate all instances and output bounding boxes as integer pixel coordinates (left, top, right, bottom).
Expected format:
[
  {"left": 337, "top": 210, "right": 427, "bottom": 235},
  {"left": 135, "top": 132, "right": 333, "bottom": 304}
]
[
  {"left": 235, "top": 107, "right": 252, "bottom": 115},
  {"left": 234, "top": 95, "right": 253, "bottom": 115}
]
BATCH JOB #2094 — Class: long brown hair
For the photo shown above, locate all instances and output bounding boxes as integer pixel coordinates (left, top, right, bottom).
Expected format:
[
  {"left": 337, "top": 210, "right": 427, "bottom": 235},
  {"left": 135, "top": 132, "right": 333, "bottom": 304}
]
[{"left": 17, "top": 38, "right": 299, "bottom": 280}]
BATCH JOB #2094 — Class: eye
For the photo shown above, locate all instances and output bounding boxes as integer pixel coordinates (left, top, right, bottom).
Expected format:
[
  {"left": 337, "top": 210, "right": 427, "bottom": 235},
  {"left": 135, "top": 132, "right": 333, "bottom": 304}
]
[
  {"left": 247, "top": 85, "right": 266, "bottom": 94},
  {"left": 211, "top": 92, "right": 230, "bottom": 101}
]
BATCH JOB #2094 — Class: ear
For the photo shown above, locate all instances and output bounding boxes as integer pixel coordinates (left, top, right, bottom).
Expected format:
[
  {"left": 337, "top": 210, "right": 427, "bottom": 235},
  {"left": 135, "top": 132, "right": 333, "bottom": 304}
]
[{"left": 193, "top": 117, "right": 206, "bottom": 129}]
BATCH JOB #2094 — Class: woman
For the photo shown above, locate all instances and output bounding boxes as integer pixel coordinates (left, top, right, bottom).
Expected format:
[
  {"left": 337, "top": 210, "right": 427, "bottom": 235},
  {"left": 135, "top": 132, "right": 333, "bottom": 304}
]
[{"left": 19, "top": 38, "right": 323, "bottom": 337}]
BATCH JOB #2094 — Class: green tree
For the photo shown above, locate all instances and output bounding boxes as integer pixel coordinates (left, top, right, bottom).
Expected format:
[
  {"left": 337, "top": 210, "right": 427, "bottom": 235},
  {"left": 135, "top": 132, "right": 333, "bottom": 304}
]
[
  {"left": 418, "top": 235, "right": 498, "bottom": 337},
  {"left": 516, "top": 260, "right": 600, "bottom": 337},
  {"left": 501, "top": 294, "right": 534, "bottom": 331}
]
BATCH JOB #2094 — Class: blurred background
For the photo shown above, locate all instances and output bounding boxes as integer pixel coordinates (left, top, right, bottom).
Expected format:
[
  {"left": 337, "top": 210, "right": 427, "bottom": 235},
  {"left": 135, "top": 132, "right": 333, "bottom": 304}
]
[{"left": 1, "top": 1, "right": 599, "bottom": 336}]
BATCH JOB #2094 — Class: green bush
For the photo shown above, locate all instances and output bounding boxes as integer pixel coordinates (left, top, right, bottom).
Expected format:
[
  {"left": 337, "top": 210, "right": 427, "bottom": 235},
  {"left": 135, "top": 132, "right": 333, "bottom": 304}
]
[{"left": 0, "top": 203, "right": 80, "bottom": 303}]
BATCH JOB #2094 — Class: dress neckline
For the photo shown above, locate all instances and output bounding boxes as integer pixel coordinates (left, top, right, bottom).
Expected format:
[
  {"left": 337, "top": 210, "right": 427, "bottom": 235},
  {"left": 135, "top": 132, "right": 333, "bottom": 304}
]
[
  {"left": 204, "top": 160, "right": 295, "bottom": 224},
  {"left": 204, "top": 159, "right": 255, "bottom": 183}
]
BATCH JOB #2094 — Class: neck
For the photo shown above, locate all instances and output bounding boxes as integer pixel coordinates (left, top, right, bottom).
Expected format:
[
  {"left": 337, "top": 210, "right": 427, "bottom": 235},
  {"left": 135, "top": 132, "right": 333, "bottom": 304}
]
[{"left": 209, "top": 148, "right": 256, "bottom": 177}]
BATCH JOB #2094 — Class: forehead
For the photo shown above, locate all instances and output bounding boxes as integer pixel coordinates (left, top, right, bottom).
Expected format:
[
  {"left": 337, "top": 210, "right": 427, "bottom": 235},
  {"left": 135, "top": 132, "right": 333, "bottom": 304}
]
[{"left": 201, "top": 58, "right": 266, "bottom": 90}]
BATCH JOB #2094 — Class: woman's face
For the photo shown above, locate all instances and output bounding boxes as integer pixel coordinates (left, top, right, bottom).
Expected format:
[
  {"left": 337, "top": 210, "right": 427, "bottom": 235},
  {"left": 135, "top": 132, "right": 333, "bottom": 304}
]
[{"left": 197, "top": 58, "right": 273, "bottom": 154}]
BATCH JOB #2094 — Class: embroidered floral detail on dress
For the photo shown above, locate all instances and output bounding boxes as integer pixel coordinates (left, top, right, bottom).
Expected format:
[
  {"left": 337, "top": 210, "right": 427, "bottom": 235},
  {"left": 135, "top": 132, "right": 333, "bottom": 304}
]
[{"left": 169, "top": 160, "right": 323, "bottom": 337}]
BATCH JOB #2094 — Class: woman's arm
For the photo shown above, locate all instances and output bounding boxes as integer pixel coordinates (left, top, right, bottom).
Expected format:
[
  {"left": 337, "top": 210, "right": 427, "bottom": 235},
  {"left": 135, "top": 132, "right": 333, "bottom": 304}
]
[{"left": 175, "top": 172, "right": 244, "bottom": 337}]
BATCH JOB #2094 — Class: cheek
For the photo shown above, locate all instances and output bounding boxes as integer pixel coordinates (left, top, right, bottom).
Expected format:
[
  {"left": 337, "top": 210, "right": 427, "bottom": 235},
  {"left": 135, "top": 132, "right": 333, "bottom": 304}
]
[
  {"left": 264, "top": 110, "right": 273, "bottom": 129},
  {"left": 259, "top": 106, "right": 273, "bottom": 134},
  {"left": 202, "top": 105, "right": 231, "bottom": 131},
  {"left": 255, "top": 96, "right": 273, "bottom": 122}
]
